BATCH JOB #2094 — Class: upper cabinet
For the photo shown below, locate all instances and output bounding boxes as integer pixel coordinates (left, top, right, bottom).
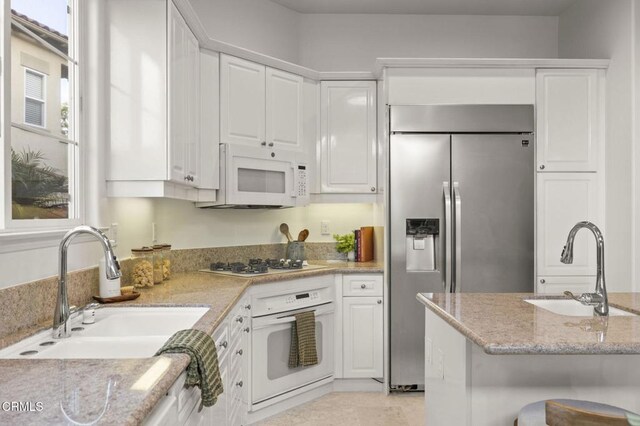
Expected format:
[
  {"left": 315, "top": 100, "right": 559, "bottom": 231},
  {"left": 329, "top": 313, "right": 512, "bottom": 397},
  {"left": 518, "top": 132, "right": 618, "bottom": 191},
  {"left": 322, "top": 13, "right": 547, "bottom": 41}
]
[
  {"left": 536, "top": 69, "right": 603, "bottom": 172},
  {"left": 107, "top": 0, "right": 217, "bottom": 201},
  {"left": 320, "top": 81, "right": 377, "bottom": 194},
  {"left": 220, "top": 54, "right": 303, "bottom": 151}
]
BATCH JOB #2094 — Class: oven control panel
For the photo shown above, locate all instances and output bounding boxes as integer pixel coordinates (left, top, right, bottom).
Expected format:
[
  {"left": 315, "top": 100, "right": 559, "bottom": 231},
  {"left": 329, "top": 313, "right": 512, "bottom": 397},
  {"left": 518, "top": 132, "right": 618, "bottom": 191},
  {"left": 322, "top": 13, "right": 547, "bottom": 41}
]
[
  {"left": 251, "top": 277, "right": 334, "bottom": 317},
  {"left": 284, "top": 291, "right": 320, "bottom": 305}
]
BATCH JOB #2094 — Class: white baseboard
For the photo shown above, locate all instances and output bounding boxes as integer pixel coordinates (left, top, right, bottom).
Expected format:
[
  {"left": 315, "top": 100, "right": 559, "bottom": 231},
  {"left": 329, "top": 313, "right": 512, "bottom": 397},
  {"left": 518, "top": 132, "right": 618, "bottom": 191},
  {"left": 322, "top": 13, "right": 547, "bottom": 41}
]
[
  {"left": 247, "top": 378, "right": 385, "bottom": 424},
  {"left": 333, "top": 378, "right": 384, "bottom": 392}
]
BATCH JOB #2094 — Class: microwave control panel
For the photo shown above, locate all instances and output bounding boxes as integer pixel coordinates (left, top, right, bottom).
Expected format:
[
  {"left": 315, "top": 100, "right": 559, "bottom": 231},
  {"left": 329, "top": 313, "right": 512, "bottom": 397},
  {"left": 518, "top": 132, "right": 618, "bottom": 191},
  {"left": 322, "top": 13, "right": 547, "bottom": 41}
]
[{"left": 296, "top": 165, "right": 307, "bottom": 197}]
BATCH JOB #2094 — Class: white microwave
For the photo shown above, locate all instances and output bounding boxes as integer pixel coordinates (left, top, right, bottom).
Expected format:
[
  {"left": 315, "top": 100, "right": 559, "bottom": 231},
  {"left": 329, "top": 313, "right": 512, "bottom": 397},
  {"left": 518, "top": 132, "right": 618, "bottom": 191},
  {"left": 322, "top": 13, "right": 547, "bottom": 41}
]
[{"left": 196, "top": 144, "right": 309, "bottom": 209}]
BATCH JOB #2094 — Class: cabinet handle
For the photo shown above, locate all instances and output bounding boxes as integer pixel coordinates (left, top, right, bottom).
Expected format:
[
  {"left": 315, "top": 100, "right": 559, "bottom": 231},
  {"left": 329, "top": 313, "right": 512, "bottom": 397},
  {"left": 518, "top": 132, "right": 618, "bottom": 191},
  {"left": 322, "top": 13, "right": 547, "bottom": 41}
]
[
  {"left": 370, "top": 187, "right": 376, "bottom": 192},
  {"left": 268, "top": 142, "right": 274, "bottom": 147},
  {"left": 540, "top": 279, "right": 546, "bottom": 284},
  {"left": 243, "top": 304, "right": 251, "bottom": 310},
  {"left": 236, "top": 349, "right": 243, "bottom": 356},
  {"left": 235, "top": 316, "right": 243, "bottom": 323},
  {"left": 218, "top": 341, "right": 228, "bottom": 349},
  {"left": 236, "top": 381, "right": 243, "bottom": 388},
  {"left": 261, "top": 141, "right": 267, "bottom": 146},
  {"left": 361, "top": 284, "right": 367, "bottom": 289},
  {"left": 377, "top": 299, "right": 382, "bottom": 304},
  {"left": 243, "top": 327, "right": 250, "bottom": 333},
  {"left": 539, "top": 165, "right": 545, "bottom": 170}
]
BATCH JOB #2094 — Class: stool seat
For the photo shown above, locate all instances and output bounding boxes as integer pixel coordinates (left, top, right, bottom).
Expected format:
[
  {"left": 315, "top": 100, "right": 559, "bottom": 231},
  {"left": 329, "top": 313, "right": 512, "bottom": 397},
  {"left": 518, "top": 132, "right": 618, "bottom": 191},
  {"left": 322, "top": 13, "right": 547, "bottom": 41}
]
[{"left": 517, "top": 399, "right": 637, "bottom": 426}]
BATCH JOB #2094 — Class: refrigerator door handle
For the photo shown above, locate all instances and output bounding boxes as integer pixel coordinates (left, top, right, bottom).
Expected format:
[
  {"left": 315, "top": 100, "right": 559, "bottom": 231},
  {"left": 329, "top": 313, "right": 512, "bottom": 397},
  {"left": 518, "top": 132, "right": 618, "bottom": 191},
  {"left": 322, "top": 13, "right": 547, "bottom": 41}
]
[
  {"left": 443, "top": 182, "right": 452, "bottom": 291},
  {"left": 453, "top": 182, "right": 462, "bottom": 292}
]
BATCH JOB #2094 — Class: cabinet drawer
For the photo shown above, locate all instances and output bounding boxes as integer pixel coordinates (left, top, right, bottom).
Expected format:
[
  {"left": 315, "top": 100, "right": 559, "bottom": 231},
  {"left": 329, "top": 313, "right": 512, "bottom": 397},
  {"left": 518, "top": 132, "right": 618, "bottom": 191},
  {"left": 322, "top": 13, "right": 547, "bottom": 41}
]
[
  {"left": 343, "top": 274, "right": 383, "bottom": 297},
  {"left": 213, "top": 324, "right": 230, "bottom": 363},
  {"left": 143, "top": 395, "right": 177, "bottom": 426},
  {"left": 536, "top": 276, "right": 594, "bottom": 295}
]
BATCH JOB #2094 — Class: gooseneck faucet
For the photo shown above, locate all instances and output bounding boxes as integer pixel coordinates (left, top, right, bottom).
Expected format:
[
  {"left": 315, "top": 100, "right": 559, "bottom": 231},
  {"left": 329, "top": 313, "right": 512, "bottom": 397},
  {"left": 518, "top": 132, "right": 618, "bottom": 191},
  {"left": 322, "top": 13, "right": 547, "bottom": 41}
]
[
  {"left": 53, "top": 226, "right": 121, "bottom": 338},
  {"left": 560, "top": 221, "right": 608, "bottom": 316}
]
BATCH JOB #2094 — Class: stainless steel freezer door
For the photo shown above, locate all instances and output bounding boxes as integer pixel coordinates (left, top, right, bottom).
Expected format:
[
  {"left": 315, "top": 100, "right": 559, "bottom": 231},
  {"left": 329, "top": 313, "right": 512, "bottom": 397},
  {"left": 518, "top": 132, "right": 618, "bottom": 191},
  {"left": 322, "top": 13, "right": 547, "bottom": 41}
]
[
  {"left": 451, "top": 134, "right": 534, "bottom": 293},
  {"left": 389, "top": 133, "right": 450, "bottom": 388}
]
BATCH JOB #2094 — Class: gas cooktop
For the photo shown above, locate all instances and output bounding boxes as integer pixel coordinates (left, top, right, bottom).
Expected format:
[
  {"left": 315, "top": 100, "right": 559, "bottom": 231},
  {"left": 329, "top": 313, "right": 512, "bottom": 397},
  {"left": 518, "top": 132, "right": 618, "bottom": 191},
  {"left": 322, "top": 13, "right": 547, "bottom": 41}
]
[{"left": 200, "top": 258, "right": 327, "bottom": 277}]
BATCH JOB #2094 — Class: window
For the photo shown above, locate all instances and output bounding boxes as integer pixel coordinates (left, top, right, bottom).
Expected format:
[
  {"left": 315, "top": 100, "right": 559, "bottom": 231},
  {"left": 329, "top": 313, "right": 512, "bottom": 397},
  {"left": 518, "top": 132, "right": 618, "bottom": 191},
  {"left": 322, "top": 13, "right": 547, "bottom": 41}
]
[
  {"left": 3, "top": 0, "right": 80, "bottom": 227},
  {"left": 24, "top": 69, "right": 46, "bottom": 127}
]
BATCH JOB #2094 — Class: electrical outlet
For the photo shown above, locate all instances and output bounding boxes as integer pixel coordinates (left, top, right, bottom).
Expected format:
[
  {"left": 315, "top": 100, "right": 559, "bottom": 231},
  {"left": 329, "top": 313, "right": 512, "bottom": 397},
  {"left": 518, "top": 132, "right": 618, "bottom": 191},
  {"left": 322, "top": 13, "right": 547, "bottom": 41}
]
[
  {"left": 109, "top": 223, "right": 118, "bottom": 247},
  {"left": 151, "top": 222, "right": 157, "bottom": 244},
  {"left": 321, "top": 220, "right": 330, "bottom": 235}
]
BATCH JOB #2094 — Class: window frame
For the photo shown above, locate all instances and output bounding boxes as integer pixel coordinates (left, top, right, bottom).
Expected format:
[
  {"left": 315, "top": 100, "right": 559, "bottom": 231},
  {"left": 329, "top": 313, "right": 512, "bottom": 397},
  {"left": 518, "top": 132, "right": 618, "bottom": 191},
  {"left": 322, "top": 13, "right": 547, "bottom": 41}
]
[
  {"left": 23, "top": 67, "right": 46, "bottom": 128},
  {"left": 0, "top": 0, "right": 84, "bottom": 236}
]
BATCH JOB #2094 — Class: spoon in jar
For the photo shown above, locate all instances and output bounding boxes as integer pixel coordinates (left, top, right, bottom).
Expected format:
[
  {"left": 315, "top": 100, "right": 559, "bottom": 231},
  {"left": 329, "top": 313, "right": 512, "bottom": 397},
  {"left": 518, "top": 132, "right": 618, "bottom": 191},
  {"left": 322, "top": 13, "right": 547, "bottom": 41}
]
[{"left": 280, "top": 223, "right": 293, "bottom": 242}]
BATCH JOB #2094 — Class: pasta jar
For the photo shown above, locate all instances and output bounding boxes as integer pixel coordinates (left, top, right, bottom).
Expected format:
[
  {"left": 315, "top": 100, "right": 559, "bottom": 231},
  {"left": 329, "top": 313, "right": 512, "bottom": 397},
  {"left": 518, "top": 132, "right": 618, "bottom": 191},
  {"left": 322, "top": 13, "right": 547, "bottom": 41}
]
[
  {"left": 161, "top": 244, "right": 172, "bottom": 280},
  {"left": 152, "top": 245, "right": 165, "bottom": 284},
  {"left": 131, "top": 247, "right": 154, "bottom": 288}
]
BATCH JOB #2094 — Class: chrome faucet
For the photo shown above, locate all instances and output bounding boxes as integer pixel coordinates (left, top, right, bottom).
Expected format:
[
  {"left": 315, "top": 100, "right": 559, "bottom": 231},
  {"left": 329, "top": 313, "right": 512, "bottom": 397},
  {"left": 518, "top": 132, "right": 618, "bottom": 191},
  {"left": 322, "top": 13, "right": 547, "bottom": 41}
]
[
  {"left": 53, "top": 226, "right": 121, "bottom": 338},
  {"left": 560, "top": 221, "right": 608, "bottom": 316}
]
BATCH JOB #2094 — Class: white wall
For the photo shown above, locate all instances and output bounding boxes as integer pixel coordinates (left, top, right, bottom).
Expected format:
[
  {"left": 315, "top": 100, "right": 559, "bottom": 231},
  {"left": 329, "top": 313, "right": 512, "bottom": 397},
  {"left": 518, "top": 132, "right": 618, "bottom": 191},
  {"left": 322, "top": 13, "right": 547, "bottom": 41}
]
[
  {"left": 187, "top": 0, "right": 299, "bottom": 64},
  {"left": 558, "top": 0, "right": 634, "bottom": 291},
  {"left": 298, "top": 14, "right": 559, "bottom": 71},
  {"left": 154, "top": 199, "right": 375, "bottom": 248}
]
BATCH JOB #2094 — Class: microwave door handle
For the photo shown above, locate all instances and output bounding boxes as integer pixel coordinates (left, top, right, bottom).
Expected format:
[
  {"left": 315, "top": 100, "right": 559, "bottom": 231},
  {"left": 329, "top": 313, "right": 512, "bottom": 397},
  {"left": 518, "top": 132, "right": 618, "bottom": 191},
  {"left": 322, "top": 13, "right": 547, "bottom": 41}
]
[{"left": 291, "top": 164, "right": 298, "bottom": 198}]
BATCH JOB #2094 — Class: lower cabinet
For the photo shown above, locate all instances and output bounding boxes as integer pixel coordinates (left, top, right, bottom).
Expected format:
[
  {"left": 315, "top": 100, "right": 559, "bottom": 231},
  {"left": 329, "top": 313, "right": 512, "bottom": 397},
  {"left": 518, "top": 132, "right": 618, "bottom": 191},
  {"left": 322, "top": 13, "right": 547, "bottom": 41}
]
[
  {"left": 144, "top": 295, "right": 250, "bottom": 426},
  {"left": 343, "top": 297, "right": 383, "bottom": 378},
  {"left": 339, "top": 274, "right": 384, "bottom": 379}
]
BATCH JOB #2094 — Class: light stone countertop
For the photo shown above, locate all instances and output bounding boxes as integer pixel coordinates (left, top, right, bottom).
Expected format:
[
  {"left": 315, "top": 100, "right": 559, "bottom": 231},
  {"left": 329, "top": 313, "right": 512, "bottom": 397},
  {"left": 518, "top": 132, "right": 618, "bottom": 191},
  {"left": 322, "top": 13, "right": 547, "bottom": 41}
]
[
  {"left": 0, "top": 261, "right": 382, "bottom": 425},
  {"left": 417, "top": 292, "right": 640, "bottom": 355}
]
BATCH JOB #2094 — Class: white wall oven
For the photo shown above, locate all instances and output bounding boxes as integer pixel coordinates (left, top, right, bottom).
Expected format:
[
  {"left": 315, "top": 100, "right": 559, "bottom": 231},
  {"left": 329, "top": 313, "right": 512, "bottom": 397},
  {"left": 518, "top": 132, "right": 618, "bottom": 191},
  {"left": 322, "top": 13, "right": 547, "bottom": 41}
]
[
  {"left": 197, "top": 144, "right": 309, "bottom": 208},
  {"left": 250, "top": 277, "right": 334, "bottom": 409}
]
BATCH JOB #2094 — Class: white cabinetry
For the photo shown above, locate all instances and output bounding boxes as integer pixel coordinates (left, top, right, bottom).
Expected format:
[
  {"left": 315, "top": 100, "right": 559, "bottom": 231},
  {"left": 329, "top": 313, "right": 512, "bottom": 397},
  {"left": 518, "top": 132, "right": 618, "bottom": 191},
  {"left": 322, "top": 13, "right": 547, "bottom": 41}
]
[
  {"left": 320, "top": 81, "right": 377, "bottom": 194},
  {"left": 339, "top": 274, "right": 383, "bottom": 379},
  {"left": 220, "top": 54, "right": 303, "bottom": 151},
  {"left": 536, "top": 69, "right": 603, "bottom": 172},
  {"left": 107, "top": 0, "right": 216, "bottom": 201},
  {"left": 535, "top": 67, "right": 605, "bottom": 296}
]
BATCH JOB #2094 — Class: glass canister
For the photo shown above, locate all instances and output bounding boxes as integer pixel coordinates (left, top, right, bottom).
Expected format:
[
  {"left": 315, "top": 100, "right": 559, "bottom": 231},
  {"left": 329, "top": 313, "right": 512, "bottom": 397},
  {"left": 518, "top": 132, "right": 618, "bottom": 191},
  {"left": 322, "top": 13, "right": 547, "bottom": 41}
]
[
  {"left": 161, "top": 244, "right": 172, "bottom": 280},
  {"left": 152, "top": 245, "right": 165, "bottom": 284},
  {"left": 131, "top": 247, "right": 154, "bottom": 288}
]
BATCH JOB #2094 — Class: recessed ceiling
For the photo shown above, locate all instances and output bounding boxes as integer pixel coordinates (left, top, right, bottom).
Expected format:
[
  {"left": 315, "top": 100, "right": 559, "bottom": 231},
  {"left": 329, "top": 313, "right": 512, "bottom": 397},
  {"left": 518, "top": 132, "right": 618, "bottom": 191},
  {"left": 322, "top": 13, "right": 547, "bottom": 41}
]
[{"left": 269, "top": 0, "right": 579, "bottom": 16}]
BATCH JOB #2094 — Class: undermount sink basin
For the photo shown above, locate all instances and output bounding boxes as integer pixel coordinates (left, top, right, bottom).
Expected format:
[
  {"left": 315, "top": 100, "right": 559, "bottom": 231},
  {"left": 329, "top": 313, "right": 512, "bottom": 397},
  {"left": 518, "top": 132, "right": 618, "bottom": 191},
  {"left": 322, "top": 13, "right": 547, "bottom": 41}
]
[
  {"left": 525, "top": 299, "right": 636, "bottom": 317},
  {"left": 0, "top": 307, "right": 208, "bottom": 359}
]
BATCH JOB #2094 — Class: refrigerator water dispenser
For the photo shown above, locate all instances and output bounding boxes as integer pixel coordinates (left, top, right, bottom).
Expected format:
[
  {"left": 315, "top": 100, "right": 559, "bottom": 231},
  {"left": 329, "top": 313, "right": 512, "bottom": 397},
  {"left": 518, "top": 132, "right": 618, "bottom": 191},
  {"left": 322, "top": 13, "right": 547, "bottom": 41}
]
[{"left": 405, "top": 219, "right": 439, "bottom": 271}]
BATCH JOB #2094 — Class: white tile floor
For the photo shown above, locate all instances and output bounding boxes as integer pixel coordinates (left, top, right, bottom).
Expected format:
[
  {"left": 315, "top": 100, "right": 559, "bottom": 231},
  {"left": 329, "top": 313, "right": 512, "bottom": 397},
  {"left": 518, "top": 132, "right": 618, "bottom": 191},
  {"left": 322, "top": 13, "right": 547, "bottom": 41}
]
[{"left": 255, "top": 392, "right": 424, "bottom": 426}]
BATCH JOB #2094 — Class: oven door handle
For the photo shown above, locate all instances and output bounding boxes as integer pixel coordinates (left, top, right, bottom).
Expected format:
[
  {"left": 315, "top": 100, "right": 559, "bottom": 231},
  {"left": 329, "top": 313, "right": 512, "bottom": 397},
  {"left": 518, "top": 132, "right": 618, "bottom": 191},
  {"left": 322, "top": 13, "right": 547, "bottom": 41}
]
[{"left": 253, "top": 305, "right": 334, "bottom": 328}]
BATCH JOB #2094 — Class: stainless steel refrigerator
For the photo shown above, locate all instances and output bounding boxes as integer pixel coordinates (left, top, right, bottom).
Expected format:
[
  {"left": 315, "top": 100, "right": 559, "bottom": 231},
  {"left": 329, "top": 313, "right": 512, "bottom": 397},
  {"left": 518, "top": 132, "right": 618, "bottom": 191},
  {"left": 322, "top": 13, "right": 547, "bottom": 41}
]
[{"left": 389, "top": 105, "right": 535, "bottom": 390}]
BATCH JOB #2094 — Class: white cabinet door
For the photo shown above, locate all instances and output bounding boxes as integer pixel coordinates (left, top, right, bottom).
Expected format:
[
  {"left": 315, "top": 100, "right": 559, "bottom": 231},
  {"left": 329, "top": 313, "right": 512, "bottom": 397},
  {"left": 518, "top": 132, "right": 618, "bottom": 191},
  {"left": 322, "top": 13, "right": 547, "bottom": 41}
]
[
  {"left": 199, "top": 49, "right": 220, "bottom": 190},
  {"left": 168, "top": 3, "right": 188, "bottom": 184},
  {"left": 536, "top": 69, "right": 602, "bottom": 172},
  {"left": 168, "top": 3, "right": 199, "bottom": 187},
  {"left": 536, "top": 276, "right": 594, "bottom": 295},
  {"left": 320, "top": 81, "right": 377, "bottom": 193},
  {"left": 266, "top": 68, "right": 303, "bottom": 151},
  {"left": 537, "top": 173, "right": 602, "bottom": 276},
  {"left": 343, "top": 296, "right": 383, "bottom": 378},
  {"left": 220, "top": 54, "right": 266, "bottom": 147},
  {"left": 184, "top": 29, "right": 200, "bottom": 186}
]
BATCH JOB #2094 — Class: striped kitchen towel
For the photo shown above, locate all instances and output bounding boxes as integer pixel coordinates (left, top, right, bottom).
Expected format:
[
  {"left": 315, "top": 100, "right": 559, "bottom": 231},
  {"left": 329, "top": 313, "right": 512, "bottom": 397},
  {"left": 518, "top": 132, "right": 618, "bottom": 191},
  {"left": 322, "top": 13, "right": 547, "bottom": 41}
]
[
  {"left": 288, "top": 311, "right": 318, "bottom": 368},
  {"left": 155, "top": 328, "right": 223, "bottom": 409}
]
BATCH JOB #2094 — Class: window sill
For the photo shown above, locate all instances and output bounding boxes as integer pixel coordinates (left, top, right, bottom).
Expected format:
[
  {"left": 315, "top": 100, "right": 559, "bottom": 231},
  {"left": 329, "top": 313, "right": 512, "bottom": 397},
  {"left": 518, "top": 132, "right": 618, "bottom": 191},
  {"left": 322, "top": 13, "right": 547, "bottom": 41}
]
[{"left": 0, "top": 227, "right": 108, "bottom": 254}]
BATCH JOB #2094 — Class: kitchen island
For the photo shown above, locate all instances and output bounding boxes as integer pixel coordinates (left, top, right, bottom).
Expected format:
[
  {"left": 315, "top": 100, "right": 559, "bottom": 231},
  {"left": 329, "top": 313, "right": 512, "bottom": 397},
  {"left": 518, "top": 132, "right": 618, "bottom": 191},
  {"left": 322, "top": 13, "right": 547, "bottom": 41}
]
[{"left": 417, "top": 292, "right": 640, "bottom": 425}]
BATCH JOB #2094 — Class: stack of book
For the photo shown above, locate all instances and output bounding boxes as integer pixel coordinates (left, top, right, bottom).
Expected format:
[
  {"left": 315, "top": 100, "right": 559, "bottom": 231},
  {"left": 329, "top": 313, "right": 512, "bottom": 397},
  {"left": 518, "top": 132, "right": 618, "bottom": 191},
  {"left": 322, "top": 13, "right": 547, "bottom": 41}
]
[{"left": 353, "top": 226, "right": 374, "bottom": 262}]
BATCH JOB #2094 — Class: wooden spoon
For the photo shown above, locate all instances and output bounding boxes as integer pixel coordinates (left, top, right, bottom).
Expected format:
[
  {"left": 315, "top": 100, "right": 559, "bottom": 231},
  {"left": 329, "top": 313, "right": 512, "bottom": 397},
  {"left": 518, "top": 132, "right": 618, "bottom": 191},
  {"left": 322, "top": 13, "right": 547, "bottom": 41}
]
[
  {"left": 279, "top": 223, "right": 293, "bottom": 242},
  {"left": 298, "top": 229, "right": 309, "bottom": 242}
]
